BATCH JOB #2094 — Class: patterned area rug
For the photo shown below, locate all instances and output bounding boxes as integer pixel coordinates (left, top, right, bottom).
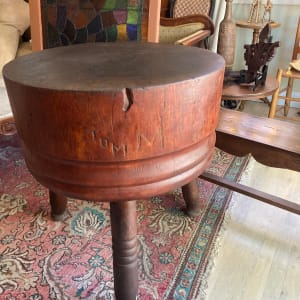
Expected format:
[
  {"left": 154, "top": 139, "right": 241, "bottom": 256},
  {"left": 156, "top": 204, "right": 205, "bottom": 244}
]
[{"left": 0, "top": 134, "right": 249, "bottom": 299}]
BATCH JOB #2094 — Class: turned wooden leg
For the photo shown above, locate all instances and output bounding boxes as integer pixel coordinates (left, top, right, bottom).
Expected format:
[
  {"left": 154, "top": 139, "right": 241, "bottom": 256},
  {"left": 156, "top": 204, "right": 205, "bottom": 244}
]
[
  {"left": 110, "top": 200, "right": 138, "bottom": 300},
  {"left": 182, "top": 179, "right": 201, "bottom": 218},
  {"left": 284, "top": 77, "right": 294, "bottom": 117},
  {"left": 49, "top": 190, "right": 68, "bottom": 221},
  {"left": 269, "top": 69, "right": 282, "bottom": 118}
]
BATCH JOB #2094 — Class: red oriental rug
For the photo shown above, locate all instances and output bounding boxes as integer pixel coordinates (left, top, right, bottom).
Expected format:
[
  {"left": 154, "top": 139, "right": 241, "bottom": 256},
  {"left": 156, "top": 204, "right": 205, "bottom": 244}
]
[{"left": 0, "top": 134, "right": 249, "bottom": 299}]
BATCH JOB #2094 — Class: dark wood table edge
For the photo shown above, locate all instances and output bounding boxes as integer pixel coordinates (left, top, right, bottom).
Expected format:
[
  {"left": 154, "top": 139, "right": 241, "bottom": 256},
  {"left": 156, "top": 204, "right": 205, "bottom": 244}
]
[{"left": 200, "top": 108, "right": 300, "bottom": 216}]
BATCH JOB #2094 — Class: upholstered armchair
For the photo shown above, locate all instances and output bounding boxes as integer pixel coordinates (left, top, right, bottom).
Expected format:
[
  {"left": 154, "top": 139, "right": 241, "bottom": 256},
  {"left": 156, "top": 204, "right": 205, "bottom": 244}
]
[
  {"left": 0, "top": 0, "right": 31, "bottom": 74},
  {"left": 0, "top": 0, "right": 32, "bottom": 135},
  {"left": 159, "top": 0, "right": 215, "bottom": 47},
  {"left": 159, "top": 14, "right": 214, "bottom": 46}
]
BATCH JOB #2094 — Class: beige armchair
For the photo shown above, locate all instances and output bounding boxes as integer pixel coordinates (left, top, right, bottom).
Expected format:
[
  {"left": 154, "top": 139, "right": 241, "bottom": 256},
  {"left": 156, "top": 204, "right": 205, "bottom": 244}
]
[
  {"left": 159, "top": 14, "right": 214, "bottom": 46},
  {"left": 0, "top": 0, "right": 31, "bottom": 75},
  {"left": 159, "top": 0, "right": 215, "bottom": 47},
  {"left": 0, "top": 0, "right": 31, "bottom": 135}
]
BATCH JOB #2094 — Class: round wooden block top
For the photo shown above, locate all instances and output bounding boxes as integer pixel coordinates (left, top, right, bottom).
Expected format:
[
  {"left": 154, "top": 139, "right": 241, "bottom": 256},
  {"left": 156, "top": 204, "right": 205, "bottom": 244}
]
[
  {"left": 3, "top": 41, "right": 226, "bottom": 201},
  {"left": 3, "top": 42, "right": 225, "bottom": 92}
]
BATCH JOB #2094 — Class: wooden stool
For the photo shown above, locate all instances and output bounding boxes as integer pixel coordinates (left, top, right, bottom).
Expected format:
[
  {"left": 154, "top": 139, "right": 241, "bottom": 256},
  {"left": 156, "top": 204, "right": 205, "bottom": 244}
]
[{"left": 3, "top": 42, "right": 225, "bottom": 299}]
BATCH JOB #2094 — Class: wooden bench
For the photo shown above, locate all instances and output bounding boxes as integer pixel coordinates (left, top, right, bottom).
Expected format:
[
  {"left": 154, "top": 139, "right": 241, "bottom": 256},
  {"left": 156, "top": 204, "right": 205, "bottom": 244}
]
[{"left": 200, "top": 108, "right": 300, "bottom": 215}]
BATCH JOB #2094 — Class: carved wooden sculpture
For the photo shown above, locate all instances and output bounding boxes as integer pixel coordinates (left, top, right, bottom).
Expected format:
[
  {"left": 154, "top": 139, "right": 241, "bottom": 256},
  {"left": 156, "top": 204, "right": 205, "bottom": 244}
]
[
  {"left": 224, "top": 24, "right": 279, "bottom": 90},
  {"left": 242, "top": 24, "right": 279, "bottom": 89}
]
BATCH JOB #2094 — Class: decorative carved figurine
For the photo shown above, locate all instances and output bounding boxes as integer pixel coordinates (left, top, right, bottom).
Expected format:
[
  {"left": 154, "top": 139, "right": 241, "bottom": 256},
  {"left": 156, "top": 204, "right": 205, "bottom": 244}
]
[
  {"left": 241, "top": 24, "right": 279, "bottom": 89},
  {"left": 224, "top": 24, "right": 279, "bottom": 91},
  {"left": 263, "top": 0, "right": 272, "bottom": 22},
  {"left": 248, "top": 0, "right": 262, "bottom": 23}
]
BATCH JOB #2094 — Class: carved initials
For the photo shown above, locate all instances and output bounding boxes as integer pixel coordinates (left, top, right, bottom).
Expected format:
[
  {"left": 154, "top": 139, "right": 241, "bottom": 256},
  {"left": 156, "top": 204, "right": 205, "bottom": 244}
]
[
  {"left": 112, "top": 143, "right": 127, "bottom": 157},
  {"left": 100, "top": 138, "right": 109, "bottom": 148},
  {"left": 91, "top": 130, "right": 164, "bottom": 157},
  {"left": 92, "top": 132, "right": 127, "bottom": 157},
  {"left": 137, "top": 132, "right": 164, "bottom": 151}
]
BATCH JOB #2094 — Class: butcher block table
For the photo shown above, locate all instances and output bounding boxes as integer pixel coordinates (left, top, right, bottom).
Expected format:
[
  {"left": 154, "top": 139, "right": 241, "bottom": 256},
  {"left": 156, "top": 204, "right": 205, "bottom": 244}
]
[{"left": 3, "top": 42, "right": 225, "bottom": 299}]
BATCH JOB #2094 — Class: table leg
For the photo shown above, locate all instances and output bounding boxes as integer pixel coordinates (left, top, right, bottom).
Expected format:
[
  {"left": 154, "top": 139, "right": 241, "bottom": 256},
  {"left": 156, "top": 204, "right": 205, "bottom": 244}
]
[
  {"left": 182, "top": 179, "right": 201, "bottom": 217},
  {"left": 110, "top": 200, "right": 138, "bottom": 300},
  {"left": 49, "top": 191, "right": 68, "bottom": 221}
]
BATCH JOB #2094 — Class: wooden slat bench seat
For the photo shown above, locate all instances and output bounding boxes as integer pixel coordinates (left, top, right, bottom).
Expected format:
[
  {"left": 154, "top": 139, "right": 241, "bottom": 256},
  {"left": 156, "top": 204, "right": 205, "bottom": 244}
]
[{"left": 200, "top": 108, "right": 300, "bottom": 215}]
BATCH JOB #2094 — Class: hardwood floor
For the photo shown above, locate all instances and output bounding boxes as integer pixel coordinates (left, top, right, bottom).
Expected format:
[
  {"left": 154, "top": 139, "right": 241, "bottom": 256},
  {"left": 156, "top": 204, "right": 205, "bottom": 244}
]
[
  {"left": 205, "top": 158, "right": 300, "bottom": 300},
  {"left": 242, "top": 100, "right": 300, "bottom": 121},
  {"left": 204, "top": 101, "right": 300, "bottom": 300}
]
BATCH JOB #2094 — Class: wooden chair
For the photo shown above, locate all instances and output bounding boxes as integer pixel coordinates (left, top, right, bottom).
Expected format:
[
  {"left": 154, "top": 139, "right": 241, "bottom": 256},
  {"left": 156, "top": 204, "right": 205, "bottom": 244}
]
[
  {"left": 159, "top": 0, "right": 215, "bottom": 47},
  {"left": 29, "top": 0, "right": 161, "bottom": 51},
  {"left": 268, "top": 17, "right": 300, "bottom": 121},
  {"left": 29, "top": 0, "right": 213, "bottom": 50}
]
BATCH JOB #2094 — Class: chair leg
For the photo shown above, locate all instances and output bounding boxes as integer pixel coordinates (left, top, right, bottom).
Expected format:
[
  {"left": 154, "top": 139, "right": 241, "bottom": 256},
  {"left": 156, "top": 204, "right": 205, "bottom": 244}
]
[
  {"left": 284, "top": 77, "right": 294, "bottom": 117},
  {"left": 269, "top": 69, "right": 283, "bottom": 118}
]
